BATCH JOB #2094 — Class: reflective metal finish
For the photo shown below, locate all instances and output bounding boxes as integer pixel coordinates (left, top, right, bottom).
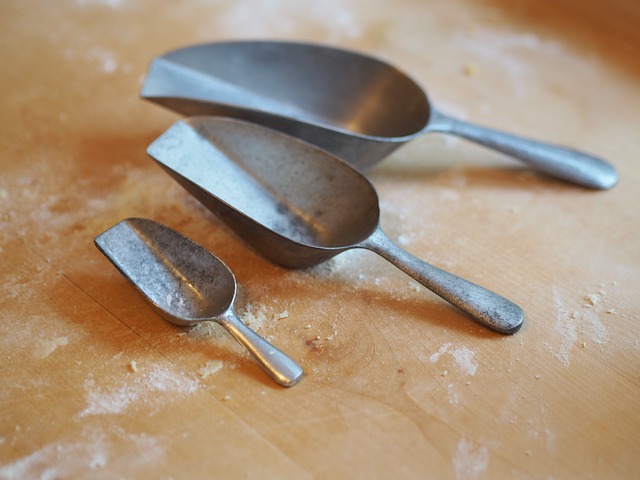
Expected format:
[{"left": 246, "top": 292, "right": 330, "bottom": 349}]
[
  {"left": 141, "top": 40, "right": 617, "bottom": 190},
  {"left": 94, "top": 218, "right": 304, "bottom": 387},
  {"left": 147, "top": 117, "right": 525, "bottom": 334}
]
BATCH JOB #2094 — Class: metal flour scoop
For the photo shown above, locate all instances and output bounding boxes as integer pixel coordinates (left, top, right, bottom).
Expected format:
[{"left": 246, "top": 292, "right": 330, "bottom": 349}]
[
  {"left": 95, "top": 217, "right": 304, "bottom": 387},
  {"left": 147, "top": 117, "right": 524, "bottom": 334},
  {"left": 141, "top": 40, "right": 617, "bottom": 190}
]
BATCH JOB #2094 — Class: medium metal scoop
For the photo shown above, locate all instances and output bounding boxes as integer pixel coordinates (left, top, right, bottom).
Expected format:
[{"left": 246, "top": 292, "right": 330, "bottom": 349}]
[
  {"left": 141, "top": 40, "right": 617, "bottom": 190},
  {"left": 94, "top": 217, "right": 304, "bottom": 387},
  {"left": 147, "top": 117, "right": 524, "bottom": 334}
]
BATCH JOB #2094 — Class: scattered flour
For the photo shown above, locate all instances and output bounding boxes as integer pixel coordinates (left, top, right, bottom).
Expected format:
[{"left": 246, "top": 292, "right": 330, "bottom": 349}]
[
  {"left": 397, "top": 234, "right": 411, "bottom": 246},
  {"left": 453, "top": 437, "right": 489, "bottom": 480},
  {"left": 450, "top": 347, "right": 477, "bottom": 376},
  {"left": 213, "top": 0, "right": 361, "bottom": 40},
  {"left": 0, "top": 425, "right": 165, "bottom": 479},
  {"left": 36, "top": 336, "right": 69, "bottom": 358},
  {"left": 547, "top": 286, "right": 610, "bottom": 365},
  {"left": 75, "top": 0, "right": 125, "bottom": 9},
  {"left": 199, "top": 360, "right": 224, "bottom": 379},
  {"left": 145, "top": 364, "right": 198, "bottom": 394},
  {"left": 584, "top": 294, "right": 599, "bottom": 308},
  {"left": 582, "top": 310, "right": 608, "bottom": 346},
  {"left": 430, "top": 343, "right": 477, "bottom": 376},
  {"left": 447, "top": 383, "right": 460, "bottom": 406},
  {"left": 185, "top": 302, "right": 289, "bottom": 343},
  {"left": 79, "top": 364, "right": 198, "bottom": 417},
  {"left": 456, "top": 30, "right": 571, "bottom": 98},
  {"left": 238, "top": 302, "right": 291, "bottom": 334},
  {"left": 63, "top": 46, "right": 120, "bottom": 74},
  {"left": 549, "top": 286, "right": 578, "bottom": 367},
  {"left": 238, "top": 303, "right": 270, "bottom": 332},
  {"left": 429, "top": 342, "right": 452, "bottom": 363},
  {"left": 187, "top": 321, "right": 226, "bottom": 339}
]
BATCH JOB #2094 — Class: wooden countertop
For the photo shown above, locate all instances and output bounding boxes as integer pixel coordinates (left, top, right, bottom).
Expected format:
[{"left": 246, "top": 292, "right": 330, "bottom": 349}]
[{"left": 1, "top": 0, "right": 639, "bottom": 478}]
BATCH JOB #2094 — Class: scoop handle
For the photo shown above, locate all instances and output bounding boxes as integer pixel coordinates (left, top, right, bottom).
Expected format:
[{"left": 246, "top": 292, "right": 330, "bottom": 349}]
[
  {"left": 218, "top": 310, "right": 304, "bottom": 387},
  {"left": 428, "top": 110, "right": 617, "bottom": 190},
  {"left": 360, "top": 228, "right": 524, "bottom": 334}
]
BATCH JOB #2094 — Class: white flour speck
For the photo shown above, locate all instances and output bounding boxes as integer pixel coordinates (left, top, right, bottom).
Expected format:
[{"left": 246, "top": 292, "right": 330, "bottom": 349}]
[
  {"left": 143, "top": 364, "right": 199, "bottom": 394},
  {"left": 582, "top": 310, "right": 608, "bottom": 346},
  {"left": 188, "top": 321, "right": 226, "bottom": 339},
  {"left": 76, "top": 0, "right": 124, "bottom": 8},
  {"left": 79, "top": 364, "right": 198, "bottom": 417},
  {"left": 551, "top": 286, "right": 577, "bottom": 366},
  {"left": 584, "top": 293, "right": 599, "bottom": 308},
  {"left": 0, "top": 425, "right": 165, "bottom": 478},
  {"left": 430, "top": 342, "right": 451, "bottom": 363},
  {"left": 450, "top": 347, "right": 477, "bottom": 376},
  {"left": 239, "top": 303, "right": 269, "bottom": 331},
  {"left": 447, "top": 383, "right": 460, "bottom": 405},
  {"left": 397, "top": 234, "right": 411, "bottom": 246},
  {"left": 430, "top": 343, "right": 477, "bottom": 376},
  {"left": 80, "top": 378, "right": 136, "bottom": 416},
  {"left": 37, "top": 336, "right": 69, "bottom": 358},
  {"left": 453, "top": 437, "right": 489, "bottom": 480},
  {"left": 199, "top": 360, "right": 224, "bottom": 379}
]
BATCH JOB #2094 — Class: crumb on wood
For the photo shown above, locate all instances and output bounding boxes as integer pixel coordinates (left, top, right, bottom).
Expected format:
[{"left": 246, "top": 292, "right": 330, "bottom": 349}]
[
  {"left": 305, "top": 337, "right": 323, "bottom": 350},
  {"left": 463, "top": 62, "right": 480, "bottom": 77},
  {"left": 199, "top": 359, "right": 223, "bottom": 379},
  {"left": 585, "top": 294, "right": 599, "bottom": 307},
  {"left": 128, "top": 360, "right": 138, "bottom": 373}
]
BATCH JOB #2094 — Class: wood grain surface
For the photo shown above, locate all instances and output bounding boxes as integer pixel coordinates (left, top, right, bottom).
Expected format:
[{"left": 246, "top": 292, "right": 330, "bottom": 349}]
[{"left": 1, "top": 0, "right": 639, "bottom": 478}]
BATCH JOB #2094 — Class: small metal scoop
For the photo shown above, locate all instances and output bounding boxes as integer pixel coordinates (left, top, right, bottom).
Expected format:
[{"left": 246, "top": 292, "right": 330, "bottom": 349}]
[
  {"left": 94, "top": 218, "right": 304, "bottom": 387},
  {"left": 147, "top": 117, "right": 524, "bottom": 334},
  {"left": 141, "top": 40, "right": 617, "bottom": 190}
]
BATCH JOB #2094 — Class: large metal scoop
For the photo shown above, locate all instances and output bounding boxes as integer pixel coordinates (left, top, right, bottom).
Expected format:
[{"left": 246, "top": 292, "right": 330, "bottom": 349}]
[
  {"left": 94, "top": 217, "right": 304, "bottom": 387},
  {"left": 147, "top": 117, "right": 524, "bottom": 334},
  {"left": 141, "top": 40, "right": 617, "bottom": 190}
]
